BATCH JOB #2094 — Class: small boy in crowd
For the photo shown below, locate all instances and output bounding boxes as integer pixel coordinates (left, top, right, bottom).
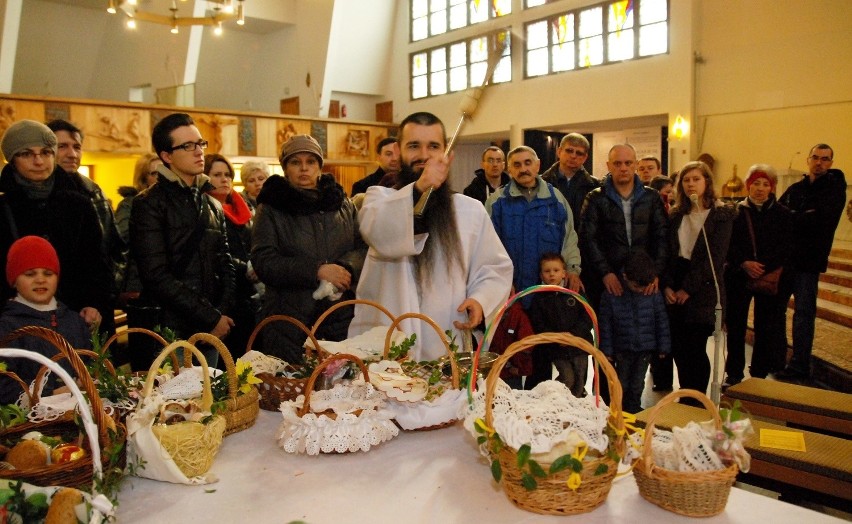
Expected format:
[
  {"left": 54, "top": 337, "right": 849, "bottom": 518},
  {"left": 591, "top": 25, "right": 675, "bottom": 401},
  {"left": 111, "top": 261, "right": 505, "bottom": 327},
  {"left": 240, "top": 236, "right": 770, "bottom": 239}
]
[
  {"left": 526, "top": 253, "right": 594, "bottom": 397},
  {"left": 0, "top": 236, "right": 91, "bottom": 404},
  {"left": 599, "top": 250, "right": 670, "bottom": 414}
]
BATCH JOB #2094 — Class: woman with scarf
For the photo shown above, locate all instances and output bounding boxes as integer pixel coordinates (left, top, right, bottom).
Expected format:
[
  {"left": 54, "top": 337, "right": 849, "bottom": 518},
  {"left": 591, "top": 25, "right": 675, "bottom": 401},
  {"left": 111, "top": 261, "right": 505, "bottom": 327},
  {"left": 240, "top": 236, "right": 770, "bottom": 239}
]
[
  {"left": 724, "top": 165, "right": 792, "bottom": 386},
  {"left": 251, "top": 135, "right": 365, "bottom": 363},
  {"left": 205, "top": 153, "right": 258, "bottom": 352}
]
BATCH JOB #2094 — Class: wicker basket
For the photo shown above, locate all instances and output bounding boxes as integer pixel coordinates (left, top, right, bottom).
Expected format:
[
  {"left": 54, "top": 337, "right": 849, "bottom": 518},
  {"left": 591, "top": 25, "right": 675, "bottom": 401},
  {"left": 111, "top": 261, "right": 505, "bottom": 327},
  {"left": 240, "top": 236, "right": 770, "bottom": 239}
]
[
  {"left": 100, "top": 327, "right": 177, "bottom": 373},
  {"left": 310, "top": 298, "right": 399, "bottom": 360},
  {"left": 633, "top": 389, "right": 738, "bottom": 517},
  {"left": 186, "top": 332, "right": 259, "bottom": 436},
  {"left": 0, "top": 326, "right": 126, "bottom": 489},
  {"left": 483, "top": 332, "right": 625, "bottom": 516},
  {"left": 134, "top": 341, "right": 226, "bottom": 480},
  {"left": 247, "top": 315, "right": 325, "bottom": 411},
  {"left": 379, "top": 312, "right": 460, "bottom": 431}
]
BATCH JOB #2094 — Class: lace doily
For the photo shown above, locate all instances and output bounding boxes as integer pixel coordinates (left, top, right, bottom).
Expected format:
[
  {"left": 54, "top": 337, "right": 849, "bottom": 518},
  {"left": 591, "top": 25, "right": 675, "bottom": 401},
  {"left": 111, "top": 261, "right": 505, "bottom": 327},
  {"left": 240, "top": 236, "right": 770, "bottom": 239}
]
[
  {"left": 462, "top": 379, "right": 611, "bottom": 456},
  {"left": 387, "top": 389, "right": 465, "bottom": 430},
  {"left": 648, "top": 422, "right": 724, "bottom": 472},
  {"left": 277, "top": 382, "right": 398, "bottom": 454},
  {"left": 157, "top": 366, "right": 222, "bottom": 400},
  {"left": 240, "top": 350, "right": 289, "bottom": 375},
  {"left": 308, "top": 326, "right": 408, "bottom": 362}
]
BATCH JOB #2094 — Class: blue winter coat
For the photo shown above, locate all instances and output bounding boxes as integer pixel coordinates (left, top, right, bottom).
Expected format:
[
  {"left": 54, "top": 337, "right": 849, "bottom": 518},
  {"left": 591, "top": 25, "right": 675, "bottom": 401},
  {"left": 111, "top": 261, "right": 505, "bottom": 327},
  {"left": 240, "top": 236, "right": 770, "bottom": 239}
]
[
  {"left": 599, "top": 288, "right": 671, "bottom": 357},
  {"left": 487, "top": 178, "right": 579, "bottom": 300}
]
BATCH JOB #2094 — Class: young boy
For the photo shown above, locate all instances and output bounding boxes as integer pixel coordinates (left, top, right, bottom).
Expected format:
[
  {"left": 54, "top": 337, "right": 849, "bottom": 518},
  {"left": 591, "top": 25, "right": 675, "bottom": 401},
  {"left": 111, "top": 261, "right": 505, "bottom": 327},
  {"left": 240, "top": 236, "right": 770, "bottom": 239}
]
[
  {"left": 526, "top": 253, "right": 594, "bottom": 397},
  {"left": 0, "top": 236, "right": 91, "bottom": 404},
  {"left": 599, "top": 250, "right": 671, "bottom": 414}
]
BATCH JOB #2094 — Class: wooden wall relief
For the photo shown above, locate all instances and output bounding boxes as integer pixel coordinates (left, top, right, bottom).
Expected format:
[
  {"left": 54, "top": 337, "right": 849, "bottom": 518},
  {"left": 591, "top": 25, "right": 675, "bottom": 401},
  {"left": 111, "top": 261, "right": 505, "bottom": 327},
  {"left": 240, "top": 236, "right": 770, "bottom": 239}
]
[
  {"left": 238, "top": 117, "right": 256, "bottom": 157},
  {"left": 44, "top": 103, "right": 70, "bottom": 124},
  {"left": 195, "top": 114, "right": 239, "bottom": 155},
  {"left": 275, "top": 120, "right": 311, "bottom": 156},
  {"left": 69, "top": 106, "right": 150, "bottom": 153}
]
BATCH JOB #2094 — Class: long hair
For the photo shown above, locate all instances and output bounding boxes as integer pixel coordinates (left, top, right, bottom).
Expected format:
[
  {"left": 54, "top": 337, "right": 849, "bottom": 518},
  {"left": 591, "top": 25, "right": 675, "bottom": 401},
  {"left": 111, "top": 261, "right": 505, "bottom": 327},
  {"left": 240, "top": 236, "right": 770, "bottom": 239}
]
[
  {"left": 413, "top": 184, "right": 465, "bottom": 287},
  {"left": 671, "top": 161, "right": 716, "bottom": 215}
]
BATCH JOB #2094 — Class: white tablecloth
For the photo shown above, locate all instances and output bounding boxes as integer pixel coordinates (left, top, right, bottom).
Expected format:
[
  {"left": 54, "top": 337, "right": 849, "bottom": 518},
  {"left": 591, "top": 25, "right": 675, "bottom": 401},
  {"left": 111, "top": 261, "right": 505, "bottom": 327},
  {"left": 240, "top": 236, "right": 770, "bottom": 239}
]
[{"left": 117, "top": 410, "right": 843, "bottom": 523}]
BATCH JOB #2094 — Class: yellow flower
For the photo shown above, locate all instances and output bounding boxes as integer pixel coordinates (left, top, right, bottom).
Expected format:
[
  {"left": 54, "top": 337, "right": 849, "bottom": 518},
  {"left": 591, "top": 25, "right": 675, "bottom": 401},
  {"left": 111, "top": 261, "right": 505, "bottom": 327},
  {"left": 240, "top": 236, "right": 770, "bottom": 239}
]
[
  {"left": 567, "top": 472, "right": 582, "bottom": 491},
  {"left": 236, "top": 360, "right": 261, "bottom": 395}
]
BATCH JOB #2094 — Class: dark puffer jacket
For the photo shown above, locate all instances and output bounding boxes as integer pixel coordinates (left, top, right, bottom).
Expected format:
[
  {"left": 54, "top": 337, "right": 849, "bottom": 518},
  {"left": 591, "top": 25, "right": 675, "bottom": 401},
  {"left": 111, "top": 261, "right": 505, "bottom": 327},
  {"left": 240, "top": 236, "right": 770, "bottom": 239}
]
[
  {"left": 778, "top": 169, "right": 846, "bottom": 273},
  {"left": 599, "top": 288, "right": 671, "bottom": 357},
  {"left": 579, "top": 175, "right": 669, "bottom": 280},
  {"left": 130, "top": 169, "right": 235, "bottom": 337},
  {"left": 726, "top": 195, "right": 793, "bottom": 277},
  {"left": 541, "top": 163, "right": 600, "bottom": 228},
  {"left": 0, "top": 164, "right": 112, "bottom": 320},
  {"left": 252, "top": 174, "right": 366, "bottom": 362}
]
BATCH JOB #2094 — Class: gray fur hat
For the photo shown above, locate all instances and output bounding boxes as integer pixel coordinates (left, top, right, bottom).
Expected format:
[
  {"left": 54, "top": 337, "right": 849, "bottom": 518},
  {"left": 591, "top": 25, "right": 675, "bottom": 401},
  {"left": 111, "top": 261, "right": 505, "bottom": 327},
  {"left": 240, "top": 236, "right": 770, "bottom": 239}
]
[{"left": 1, "top": 120, "right": 58, "bottom": 162}]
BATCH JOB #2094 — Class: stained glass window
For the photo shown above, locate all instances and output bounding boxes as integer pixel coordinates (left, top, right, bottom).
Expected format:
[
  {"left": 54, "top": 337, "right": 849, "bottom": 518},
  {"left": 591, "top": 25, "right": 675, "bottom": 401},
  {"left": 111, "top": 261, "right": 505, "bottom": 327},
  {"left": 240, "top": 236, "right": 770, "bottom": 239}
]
[{"left": 412, "top": 0, "right": 511, "bottom": 42}]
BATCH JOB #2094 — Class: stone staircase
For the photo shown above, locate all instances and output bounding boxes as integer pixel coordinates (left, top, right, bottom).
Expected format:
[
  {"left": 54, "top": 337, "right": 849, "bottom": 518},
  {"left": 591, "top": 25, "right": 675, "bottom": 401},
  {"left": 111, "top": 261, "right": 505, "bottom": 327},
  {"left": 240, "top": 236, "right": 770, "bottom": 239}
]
[{"left": 749, "top": 243, "right": 852, "bottom": 392}]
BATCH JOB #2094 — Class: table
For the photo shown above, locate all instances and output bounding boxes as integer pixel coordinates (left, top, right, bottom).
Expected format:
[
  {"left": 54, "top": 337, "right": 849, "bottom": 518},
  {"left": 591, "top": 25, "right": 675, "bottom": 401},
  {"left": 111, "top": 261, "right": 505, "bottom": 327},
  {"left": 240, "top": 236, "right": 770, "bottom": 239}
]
[{"left": 117, "top": 411, "right": 844, "bottom": 523}]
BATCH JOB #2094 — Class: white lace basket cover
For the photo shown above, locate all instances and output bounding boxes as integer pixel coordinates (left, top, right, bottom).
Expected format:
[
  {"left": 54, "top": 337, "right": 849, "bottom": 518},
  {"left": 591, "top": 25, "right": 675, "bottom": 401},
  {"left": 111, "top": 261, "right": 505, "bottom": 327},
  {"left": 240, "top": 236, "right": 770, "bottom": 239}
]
[
  {"left": 462, "top": 379, "right": 612, "bottom": 458},
  {"left": 277, "top": 379, "right": 398, "bottom": 455},
  {"left": 307, "top": 326, "right": 408, "bottom": 363}
]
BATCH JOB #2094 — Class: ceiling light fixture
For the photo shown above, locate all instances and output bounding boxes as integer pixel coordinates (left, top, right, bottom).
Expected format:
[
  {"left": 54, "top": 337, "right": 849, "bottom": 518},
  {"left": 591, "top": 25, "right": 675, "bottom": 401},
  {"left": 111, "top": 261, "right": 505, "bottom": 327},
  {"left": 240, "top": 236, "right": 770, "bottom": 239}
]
[{"left": 107, "top": 0, "right": 246, "bottom": 31}]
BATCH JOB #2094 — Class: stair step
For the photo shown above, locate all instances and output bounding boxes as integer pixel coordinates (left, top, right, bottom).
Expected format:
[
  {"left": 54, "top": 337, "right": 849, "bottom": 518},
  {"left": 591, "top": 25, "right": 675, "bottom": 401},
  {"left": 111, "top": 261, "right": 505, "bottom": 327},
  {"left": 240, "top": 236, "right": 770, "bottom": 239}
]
[
  {"left": 820, "top": 268, "right": 852, "bottom": 288},
  {"left": 830, "top": 247, "right": 852, "bottom": 260},
  {"left": 813, "top": 297, "right": 852, "bottom": 328},
  {"left": 817, "top": 281, "right": 852, "bottom": 307},
  {"left": 827, "top": 256, "right": 852, "bottom": 272}
]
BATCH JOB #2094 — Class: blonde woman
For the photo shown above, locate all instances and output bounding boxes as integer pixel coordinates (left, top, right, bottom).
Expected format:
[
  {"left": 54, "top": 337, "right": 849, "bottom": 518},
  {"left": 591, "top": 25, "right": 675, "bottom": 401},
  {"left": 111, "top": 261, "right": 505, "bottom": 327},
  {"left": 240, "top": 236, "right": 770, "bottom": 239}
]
[
  {"left": 239, "top": 159, "right": 269, "bottom": 211},
  {"left": 116, "top": 152, "right": 161, "bottom": 243}
]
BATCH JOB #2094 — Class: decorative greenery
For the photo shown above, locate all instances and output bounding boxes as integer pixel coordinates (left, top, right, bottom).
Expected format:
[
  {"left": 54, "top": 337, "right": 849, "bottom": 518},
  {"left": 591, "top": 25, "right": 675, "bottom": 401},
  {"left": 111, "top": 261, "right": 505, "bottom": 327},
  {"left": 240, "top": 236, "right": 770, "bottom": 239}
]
[
  {"left": 0, "top": 404, "right": 26, "bottom": 430},
  {"left": 719, "top": 400, "right": 744, "bottom": 439},
  {"left": 87, "top": 330, "right": 135, "bottom": 404},
  {"left": 153, "top": 325, "right": 177, "bottom": 344},
  {"left": 387, "top": 333, "right": 416, "bottom": 361},
  {"left": 0, "top": 480, "right": 49, "bottom": 521}
]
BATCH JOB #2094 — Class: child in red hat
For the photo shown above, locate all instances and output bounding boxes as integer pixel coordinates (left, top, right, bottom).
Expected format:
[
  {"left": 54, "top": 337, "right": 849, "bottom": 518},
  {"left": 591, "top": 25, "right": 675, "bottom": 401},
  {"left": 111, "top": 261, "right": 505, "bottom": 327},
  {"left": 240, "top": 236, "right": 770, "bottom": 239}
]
[{"left": 0, "top": 236, "right": 92, "bottom": 404}]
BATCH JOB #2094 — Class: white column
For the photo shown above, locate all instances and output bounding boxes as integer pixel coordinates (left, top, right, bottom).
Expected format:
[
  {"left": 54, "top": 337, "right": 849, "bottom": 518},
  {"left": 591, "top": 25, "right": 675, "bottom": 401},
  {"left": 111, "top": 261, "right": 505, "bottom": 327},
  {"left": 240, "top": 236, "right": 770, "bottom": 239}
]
[{"left": 0, "top": 0, "right": 23, "bottom": 93}]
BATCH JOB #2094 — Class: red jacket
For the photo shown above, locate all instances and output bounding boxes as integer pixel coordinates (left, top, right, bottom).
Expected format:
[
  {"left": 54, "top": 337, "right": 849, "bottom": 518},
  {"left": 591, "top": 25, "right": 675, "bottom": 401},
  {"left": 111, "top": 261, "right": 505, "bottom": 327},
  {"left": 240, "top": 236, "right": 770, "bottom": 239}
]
[{"left": 489, "top": 302, "right": 534, "bottom": 377}]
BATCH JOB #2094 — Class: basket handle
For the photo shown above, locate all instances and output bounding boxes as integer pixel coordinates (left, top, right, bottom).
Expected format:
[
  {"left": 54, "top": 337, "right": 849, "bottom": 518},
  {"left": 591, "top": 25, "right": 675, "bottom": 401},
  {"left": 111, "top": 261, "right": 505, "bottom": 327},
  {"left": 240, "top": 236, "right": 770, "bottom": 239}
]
[
  {"left": 31, "top": 349, "right": 116, "bottom": 401},
  {"left": 141, "top": 341, "right": 214, "bottom": 412},
  {"left": 0, "top": 326, "right": 109, "bottom": 445},
  {"left": 639, "top": 389, "right": 722, "bottom": 474},
  {"left": 297, "top": 353, "right": 369, "bottom": 418},
  {"left": 483, "top": 332, "right": 625, "bottom": 446},
  {"left": 383, "top": 312, "right": 459, "bottom": 389},
  {"left": 100, "top": 327, "right": 178, "bottom": 372},
  {"left": 311, "top": 299, "right": 397, "bottom": 341},
  {"left": 246, "top": 315, "right": 324, "bottom": 360},
  {"left": 187, "top": 332, "right": 238, "bottom": 400},
  {"left": 0, "top": 370, "right": 36, "bottom": 407}
]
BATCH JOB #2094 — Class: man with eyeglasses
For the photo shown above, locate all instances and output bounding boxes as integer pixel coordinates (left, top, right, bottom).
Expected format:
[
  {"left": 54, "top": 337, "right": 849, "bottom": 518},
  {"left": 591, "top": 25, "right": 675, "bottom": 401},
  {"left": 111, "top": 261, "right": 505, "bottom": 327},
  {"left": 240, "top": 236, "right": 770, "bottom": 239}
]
[
  {"left": 463, "top": 146, "right": 510, "bottom": 205},
  {"left": 541, "top": 133, "right": 600, "bottom": 229},
  {"left": 776, "top": 144, "right": 847, "bottom": 380},
  {"left": 129, "top": 113, "right": 235, "bottom": 371},
  {"left": 0, "top": 120, "right": 112, "bottom": 331},
  {"left": 46, "top": 119, "right": 126, "bottom": 334}
]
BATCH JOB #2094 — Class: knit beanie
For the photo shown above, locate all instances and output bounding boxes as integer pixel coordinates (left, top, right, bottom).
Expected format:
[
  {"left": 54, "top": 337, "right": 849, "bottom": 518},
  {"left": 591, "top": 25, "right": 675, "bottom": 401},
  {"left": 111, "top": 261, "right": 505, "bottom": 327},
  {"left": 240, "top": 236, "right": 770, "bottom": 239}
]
[
  {"left": 1, "top": 120, "right": 58, "bottom": 162},
  {"left": 6, "top": 236, "right": 60, "bottom": 286},
  {"left": 745, "top": 169, "right": 776, "bottom": 193},
  {"left": 279, "top": 134, "right": 324, "bottom": 168}
]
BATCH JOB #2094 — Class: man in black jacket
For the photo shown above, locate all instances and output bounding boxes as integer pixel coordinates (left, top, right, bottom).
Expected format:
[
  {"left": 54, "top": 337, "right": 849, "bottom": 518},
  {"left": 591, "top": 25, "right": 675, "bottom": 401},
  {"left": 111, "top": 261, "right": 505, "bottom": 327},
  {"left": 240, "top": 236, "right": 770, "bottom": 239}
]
[
  {"left": 463, "top": 146, "right": 510, "bottom": 204},
  {"left": 776, "top": 144, "right": 847, "bottom": 379},
  {"left": 350, "top": 137, "right": 400, "bottom": 196},
  {"left": 541, "top": 133, "right": 600, "bottom": 228},
  {"left": 130, "top": 113, "right": 235, "bottom": 369}
]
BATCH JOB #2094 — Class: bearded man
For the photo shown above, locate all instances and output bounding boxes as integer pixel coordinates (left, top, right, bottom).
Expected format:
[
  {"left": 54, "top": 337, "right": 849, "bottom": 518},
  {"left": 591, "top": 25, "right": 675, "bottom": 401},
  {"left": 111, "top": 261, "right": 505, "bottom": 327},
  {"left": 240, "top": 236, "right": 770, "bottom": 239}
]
[{"left": 349, "top": 112, "right": 513, "bottom": 361}]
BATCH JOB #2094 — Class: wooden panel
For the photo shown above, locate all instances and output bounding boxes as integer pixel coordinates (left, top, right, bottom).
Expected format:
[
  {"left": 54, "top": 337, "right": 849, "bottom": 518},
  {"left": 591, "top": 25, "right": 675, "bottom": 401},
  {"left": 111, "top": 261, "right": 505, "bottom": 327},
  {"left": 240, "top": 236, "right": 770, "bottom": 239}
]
[
  {"left": 69, "top": 105, "right": 150, "bottom": 153},
  {"left": 194, "top": 114, "right": 239, "bottom": 155},
  {"left": 376, "top": 101, "right": 393, "bottom": 123},
  {"left": 280, "top": 96, "right": 299, "bottom": 115},
  {"left": 0, "top": 100, "right": 44, "bottom": 141},
  {"left": 328, "top": 99, "right": 340, "bottom": 119},
  {"left": 255, "top": 118, "right": 278, "bottom": 158},
  {"left": 327, "top": 123, "right": 383, "bottom": 161},
  {"left": 276, "top": 120, "right": 311, "bottom": 155},
  {"left": 324, "top": 164, "right": 366, "bottom": 196}
]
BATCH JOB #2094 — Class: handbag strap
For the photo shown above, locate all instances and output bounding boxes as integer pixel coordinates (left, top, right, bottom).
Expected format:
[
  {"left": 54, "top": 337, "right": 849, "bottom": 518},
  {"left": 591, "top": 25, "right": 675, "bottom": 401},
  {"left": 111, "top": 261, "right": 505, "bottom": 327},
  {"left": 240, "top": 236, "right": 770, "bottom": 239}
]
[{"left": 743, "top": 207, "right": 759, "bottom": 259}]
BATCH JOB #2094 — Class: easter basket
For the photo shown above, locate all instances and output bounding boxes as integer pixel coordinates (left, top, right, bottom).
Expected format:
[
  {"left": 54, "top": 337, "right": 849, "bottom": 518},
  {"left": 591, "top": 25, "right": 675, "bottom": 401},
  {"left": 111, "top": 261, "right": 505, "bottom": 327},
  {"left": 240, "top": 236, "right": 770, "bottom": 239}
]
[
  {"left": 246, "top": 315, "right": 327, "bottom": 411},
  {"left": 186, "top": 332, "right": 259, "bottom": 436},
  {"left": 468, "top": 331, "right": 625, "bottom": 516},
  {"left": 632, "top": 389, "right": 740, "bottom": 517},
  {"left": 0, "top": 348, "right": 116, "bottom": 521},
  {"left": 308, "top": 299, "right": 400, "bottom": 363},
  {"left": 0, "top": 326, "right": 126, "bottom": 491},
  {"left": 369, "top": 312, "right": 462, "bottom": 431},
  {"left": 126, "top": 341, "right": 226, "bottom": 484},
  {"left": 277, "top": 353, "right": 398, "bottom": 455}
]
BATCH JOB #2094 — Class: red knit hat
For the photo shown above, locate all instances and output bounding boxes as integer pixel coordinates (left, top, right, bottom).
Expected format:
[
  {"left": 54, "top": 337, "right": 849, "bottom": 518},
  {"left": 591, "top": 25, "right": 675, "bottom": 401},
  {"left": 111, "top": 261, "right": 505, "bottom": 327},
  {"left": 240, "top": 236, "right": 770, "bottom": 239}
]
[
  {"left": 745, "top": 170, "right": 776, "bottom": 193},
  {"left": 6, "top": 236, "right": 60, "bottom": 286}
]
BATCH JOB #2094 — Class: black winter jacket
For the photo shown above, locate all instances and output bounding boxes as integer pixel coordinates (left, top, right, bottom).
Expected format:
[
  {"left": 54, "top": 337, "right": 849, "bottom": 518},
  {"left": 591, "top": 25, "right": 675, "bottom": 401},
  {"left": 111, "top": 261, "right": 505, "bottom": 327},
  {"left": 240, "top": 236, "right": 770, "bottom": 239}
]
[
  {"left": 130, "top": 168, "right": 235, "bottom": 337},
  {"left": 252, "top": 174, "right": 366, "bottom": 362},
  {"left": 351, "top": 167, "right": 387, "bottom": 196},
  {"left": 579, "top": 175, "right": 668, "bottom": 280},
  {"left": 463, "top": 169, "right": 510, "bottom": 204},
  {"left": 541, "top": 163, "right": 600, "bottom": 228},
  {"left": 0, "top": 164, "right": 112, "bottom": 319},
  {"left": 778, "top": 169, "right": 846, "bottom": 273},
  {"left": 726, "top": 196, "right": 793, "bottom": 278}
]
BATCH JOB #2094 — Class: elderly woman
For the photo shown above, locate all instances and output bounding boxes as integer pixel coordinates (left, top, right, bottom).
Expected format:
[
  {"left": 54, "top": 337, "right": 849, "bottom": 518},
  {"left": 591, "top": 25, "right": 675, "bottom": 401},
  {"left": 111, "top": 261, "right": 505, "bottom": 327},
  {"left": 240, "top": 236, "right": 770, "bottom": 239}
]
[
  {"left": 663, "top": 161, "right": 734, "bottom": 402},
  {"left": 724, "top": 165, "right": 793, "bottom": 385},
  {"left": 239, "top": 160, "right": 269, "bottom": 211},
  {"left": 252, "top": 135, "right": 365, "bottom": 362},
  {"left": 205, "top": 153, "right": 258, "bottom": 353}
]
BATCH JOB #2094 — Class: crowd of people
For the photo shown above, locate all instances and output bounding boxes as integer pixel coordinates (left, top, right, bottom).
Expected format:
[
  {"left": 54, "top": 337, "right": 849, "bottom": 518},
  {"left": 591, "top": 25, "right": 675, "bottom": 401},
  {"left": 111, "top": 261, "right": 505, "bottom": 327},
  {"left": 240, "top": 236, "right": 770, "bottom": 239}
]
[{"left": 0, "top": 111, "right": 846, "bottom": 414}]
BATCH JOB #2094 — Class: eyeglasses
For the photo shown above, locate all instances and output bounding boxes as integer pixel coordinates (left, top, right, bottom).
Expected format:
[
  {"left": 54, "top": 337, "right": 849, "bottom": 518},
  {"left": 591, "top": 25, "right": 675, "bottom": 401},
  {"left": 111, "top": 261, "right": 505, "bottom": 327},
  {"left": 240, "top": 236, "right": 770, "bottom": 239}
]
[
  {"left": 484, "top": 158, "right": 504, "bottom": 165},
  {"left": 15, "top": 148, "right": 55, "bottom": 161},
  {"left": 562, "top": 147, "right": 587, "bottom": 156},
  {"left": 168, "top": 140, "right": 208, "bottom": 153},
  {"left": 810, "top": 154, "right": 832, "bottom": 162}
]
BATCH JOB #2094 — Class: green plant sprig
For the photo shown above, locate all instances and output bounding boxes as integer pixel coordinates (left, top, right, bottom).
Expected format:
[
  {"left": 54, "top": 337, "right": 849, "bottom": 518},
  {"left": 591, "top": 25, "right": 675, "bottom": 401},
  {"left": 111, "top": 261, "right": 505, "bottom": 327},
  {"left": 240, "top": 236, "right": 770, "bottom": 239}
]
[{"left": 388, "top": 333, "right": 417, "bottom": 361}]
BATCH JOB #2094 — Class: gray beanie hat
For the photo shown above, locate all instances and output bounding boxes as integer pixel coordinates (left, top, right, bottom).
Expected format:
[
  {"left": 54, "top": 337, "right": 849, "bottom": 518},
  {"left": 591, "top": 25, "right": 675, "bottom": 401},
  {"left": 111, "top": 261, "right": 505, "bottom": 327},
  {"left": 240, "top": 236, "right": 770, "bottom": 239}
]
[
  {"left": 1, "top": 120, "right": 58, "bottom": 162},
  {"left": 280, "top": 134, "right": 324, "bottom": 168}
]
